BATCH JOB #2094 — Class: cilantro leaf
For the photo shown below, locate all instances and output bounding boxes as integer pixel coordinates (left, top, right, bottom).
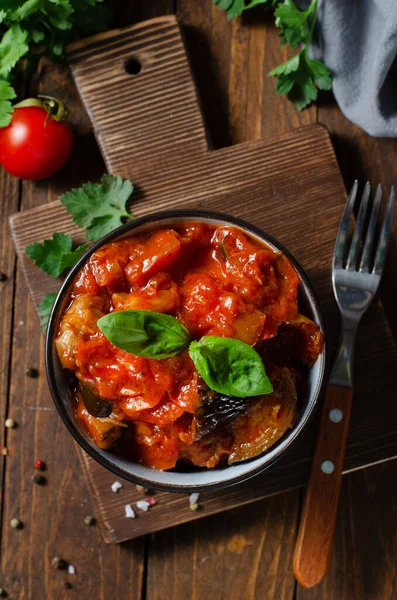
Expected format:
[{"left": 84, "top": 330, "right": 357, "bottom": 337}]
[
  {"left": 60, "top": 174, "right": 134, "bottom": 241},
  {"left": 0, "top": 79, "right": 16, "bottom": 127},
  {"left": 38, "top": 293, "right": 57, "bottom": 332},
  {"left": 26, "top": 232, "right": 88, "bottom": 277},
  {"left": 0, "top": 24, "right": 29, "bottom": 78}
]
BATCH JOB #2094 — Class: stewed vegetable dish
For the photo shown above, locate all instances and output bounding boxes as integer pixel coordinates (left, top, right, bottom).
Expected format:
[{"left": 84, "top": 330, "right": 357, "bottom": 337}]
[{"left": 55, "top": 222, "right": 323, "bottom": 470}]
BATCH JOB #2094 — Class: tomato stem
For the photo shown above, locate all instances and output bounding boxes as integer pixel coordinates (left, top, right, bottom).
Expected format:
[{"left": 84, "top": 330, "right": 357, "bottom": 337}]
[{"left": 13, "top": 96, "right": 69, "bottom": 122}]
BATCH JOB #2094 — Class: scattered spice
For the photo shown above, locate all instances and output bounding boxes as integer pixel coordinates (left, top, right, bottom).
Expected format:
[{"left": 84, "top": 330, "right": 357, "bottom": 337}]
[
  {"left": 67, "top": 565, "right": 76, "bottom": 575},
  {"left": 146, "top": 496, "right": 156, "bottom": 506},
  {"left": 111, "top": 481, "right": 123, "bottom": 493},
  {"left": 32, "top": 474, "right": 46, "bottom": 485},
  {"left": 189, "top": 503, "right": 199, "bottom": 512},
  {"left": 34, "top": 459, "right": 46, "bottom": 471},
  {"left": 63, "top": 582, "right": 72, "bottom": 590},
  {"left": 135, "top": 484, "right": 147, "bottom": 493},
  {"left": 5, "top": 418, "right": 16, "bottom": 429},
  {"left": 189, "top": 493, "right": 200, "bottom": 505},
  {"left": 136, "top": 500, "right": 150, "bottom": 512},
  {"left": 51, "top": 557, "right": 68, "bottom": 571},
  {"left": 0, "top": 272, "right": 7, "bottom": 282},
  {"left": 0, "top": 588, "right": 7, "bottom": 597},
  {"left": 125, "top": 504, "right": 136, "bottom": 519},
  {"left": 0, "top": 447, "right": 8, "bottom": 456},
  {"left": 10, "top": 518, "right": 22, "bottom": 529},
  {"left": 84, "top": 515, "right": 96, "bottom": 526},
  {"left": 25, "top": 367, "right": 39, "bottom": 379}
]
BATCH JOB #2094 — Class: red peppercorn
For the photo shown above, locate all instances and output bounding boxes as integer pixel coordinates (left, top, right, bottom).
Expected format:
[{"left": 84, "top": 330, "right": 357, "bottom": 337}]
[{"left": 34, "top": 460, "right": 46, "bottom": 471}]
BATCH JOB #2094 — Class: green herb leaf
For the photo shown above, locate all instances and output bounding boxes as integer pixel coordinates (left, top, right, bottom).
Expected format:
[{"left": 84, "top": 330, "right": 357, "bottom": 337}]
[
  {"left": 98, "top": 310, "right": 190, "bottom": 359},
  {"left": 306, "top": 57, "right": 332, "bottom": 90},
  {"left": 0, "top": 23, "right": 29, "bottom": 78},
  {"left": 212, "top": 0, "right": 277, "bottom": 19},
  {"left": 269, "top": 49, "right": 330, "bottom": 111},
  {"left": 26, "top": 232, "right": 88, "bottom": 277},
  {"left": 275, "top": 0, "right": 312, "bottom": 47},
  {"left": 189, "top": 336, "right": 273, "bottom": 398},
  {"left": 60, "top": 174, "right": 134, "bottom": 241},
  {"left": 0, "top": 79, "right": 16, "bottom": 127},
  {"left": 0, "top": 1, "right": 110, "bottom": 127},
  {"left": 38, "top": 292, "right": 57, "bottom": 332}
]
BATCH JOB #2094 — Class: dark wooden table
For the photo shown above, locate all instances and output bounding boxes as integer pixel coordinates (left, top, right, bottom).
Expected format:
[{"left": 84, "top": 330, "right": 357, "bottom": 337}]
[{"left": 1, "top": 2, "right": 397, "bottom": 599}]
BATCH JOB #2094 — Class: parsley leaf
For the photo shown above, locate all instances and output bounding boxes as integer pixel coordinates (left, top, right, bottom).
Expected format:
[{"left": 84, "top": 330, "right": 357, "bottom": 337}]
[
  {"left": 212, "top": 0, "right": 277, "bottom": 19},
  {"left": 269, "top": 49, "right": 331, "bottom": 111},
  {"left": 26, "top": 232, "right": 88, "bottom": 277},
  {"left": 0, "top": 0, "right": 110, "bottom": 128},
  {"left": 213, "top": 0, "right": 332, "bottom": 111},
  {"left": 60, "top": 174, "right": 134, "bottom": 241},
  {"left": 0, "top": 24, "right": 29, "bottom": 78},
  {"left": 38, "top": 293, "right": 57, "bottom": 332},
  {"left": 0, "top": 79, "right": 16, "bottom": 127},
  {"left": 275, "top": 0, "right": 312, "bottom": 47}
]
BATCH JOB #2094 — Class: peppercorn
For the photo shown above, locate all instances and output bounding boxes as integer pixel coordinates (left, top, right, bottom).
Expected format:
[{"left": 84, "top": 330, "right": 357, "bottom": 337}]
[
  {"left": 32, "top": 474, "right": 46, "bottom": 485},
  {"left": 84, "top": 515, "right": 96, "bottom": 526},
  {"left": 63, "top": 582, "right": 72, "bottom": 590},
  {"left": 25, "top": 368, "right": 39, "bottom": 379},
  {"left": 34, "top": 460, "right": 46, "bottom": 471},
  {"left": 0, "top": 587, "right": 7, "bottom": 597},
  {"left": 0, "top": 273, "right": 6, "bottom": 282},
  {"left": 5, "top": 419, "right": 16, "bottom": 429},
  {"left": 135, "top": 484, "right": 147, "bottom": 493},
  {"left": 51, "top": 557, "right": 68, "bottom": 571},
  {"left": 10, "top": 518, "right": 22, "bottom": 529}
]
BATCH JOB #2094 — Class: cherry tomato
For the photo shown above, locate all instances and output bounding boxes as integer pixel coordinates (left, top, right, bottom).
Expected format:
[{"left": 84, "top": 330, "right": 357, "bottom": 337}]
[{"left": 0, "top": 106, "right": 74, "bottom": 180}]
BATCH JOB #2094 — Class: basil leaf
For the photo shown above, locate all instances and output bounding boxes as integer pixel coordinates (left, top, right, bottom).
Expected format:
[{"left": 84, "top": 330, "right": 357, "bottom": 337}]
[
  {"left": 188, "top": 336, "right": 273, "bottom": 398},
  {"left": 97, "top": 310, "right": 190, "bottom": 359}
]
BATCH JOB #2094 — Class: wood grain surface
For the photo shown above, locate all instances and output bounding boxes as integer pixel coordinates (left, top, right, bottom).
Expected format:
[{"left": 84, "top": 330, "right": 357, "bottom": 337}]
[{"left": 0, "top": 1, "right": 397, "bottom": 598}]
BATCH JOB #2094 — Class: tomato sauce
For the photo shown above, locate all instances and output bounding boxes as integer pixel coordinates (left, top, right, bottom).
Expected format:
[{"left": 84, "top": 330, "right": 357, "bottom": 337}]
[{"left": 56, "top": 223, "right": 323, "bottom": 470}]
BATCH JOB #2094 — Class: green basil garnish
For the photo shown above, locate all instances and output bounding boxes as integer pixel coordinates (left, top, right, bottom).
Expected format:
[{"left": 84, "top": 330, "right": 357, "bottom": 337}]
[
  {"left": 97, "top": 310, "right": 190, "bottom": 359},
  {"left": 188, "top": 336, "right": 273, "bottom": 398}
]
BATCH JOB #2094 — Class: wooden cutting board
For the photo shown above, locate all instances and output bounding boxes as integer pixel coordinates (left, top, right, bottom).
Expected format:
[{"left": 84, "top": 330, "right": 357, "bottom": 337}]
[{"left": 9, "top": 15, "right": 397, "bottom": 543}]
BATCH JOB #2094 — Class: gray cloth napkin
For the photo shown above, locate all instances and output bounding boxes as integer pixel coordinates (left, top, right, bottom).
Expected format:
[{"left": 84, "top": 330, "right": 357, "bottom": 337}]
[{"left": 310, "top": 0, "right": 397, "bottom": 137}]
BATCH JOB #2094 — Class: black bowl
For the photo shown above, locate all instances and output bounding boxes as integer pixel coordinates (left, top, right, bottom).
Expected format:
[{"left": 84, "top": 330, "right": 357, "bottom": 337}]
[{"left": 46, "top": 210, "right": 327, "bottom": 492}]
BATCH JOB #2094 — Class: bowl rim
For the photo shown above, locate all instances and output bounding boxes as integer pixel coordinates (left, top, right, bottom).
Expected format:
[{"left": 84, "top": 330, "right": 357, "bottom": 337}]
[{"left": 45, "top": 209, "right": 327, "bottom": 492}]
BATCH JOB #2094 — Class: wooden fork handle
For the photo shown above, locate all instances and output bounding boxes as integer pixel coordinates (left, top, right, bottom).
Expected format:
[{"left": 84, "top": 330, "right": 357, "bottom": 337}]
[{"left": 293, "top": 384, "right": 353, "bottom": 588}]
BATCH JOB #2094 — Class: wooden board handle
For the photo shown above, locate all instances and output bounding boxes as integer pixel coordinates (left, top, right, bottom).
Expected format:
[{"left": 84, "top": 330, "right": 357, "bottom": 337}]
[{"left": 293, "top": 384, "right": 353, "bottom": 588}]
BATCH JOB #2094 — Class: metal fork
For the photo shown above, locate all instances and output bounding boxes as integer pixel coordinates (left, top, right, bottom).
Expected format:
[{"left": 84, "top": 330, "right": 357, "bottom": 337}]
[{"left": 293, "top": 181, "right": 395, "bottom": 589}]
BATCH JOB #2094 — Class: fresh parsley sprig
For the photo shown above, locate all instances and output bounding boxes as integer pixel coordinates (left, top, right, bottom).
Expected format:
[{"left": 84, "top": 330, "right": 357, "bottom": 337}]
[
  {"left": 60, "top": 174, "right": 133, "bottom": 241},
  {"left": 26, "top": 232, "right": 88, "bottom": 277},
  {"left": 213, "top": 0, "right": 332, "bottom": 111},
  {"left": 0, "top": 0, "right": 110, "bottom": 127},
  {"left": 212, "top": 0, "right": 278, "bottom": 19}
]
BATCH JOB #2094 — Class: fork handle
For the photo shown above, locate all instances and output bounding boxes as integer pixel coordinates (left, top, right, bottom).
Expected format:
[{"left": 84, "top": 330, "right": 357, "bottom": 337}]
[{"left": 293, "top": 384, "right": 353, "bottom": 588}]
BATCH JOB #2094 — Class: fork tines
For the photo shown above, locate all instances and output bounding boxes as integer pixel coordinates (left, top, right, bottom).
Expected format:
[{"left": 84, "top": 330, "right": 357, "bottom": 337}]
[{"left": 333, "top": 180, "right": 395, "bottom": 275}]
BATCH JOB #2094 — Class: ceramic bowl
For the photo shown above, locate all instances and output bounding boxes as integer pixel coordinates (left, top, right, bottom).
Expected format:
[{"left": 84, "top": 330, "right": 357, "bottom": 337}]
[{"left": 46, "top": 210, "right": 327, "bottom": 492}]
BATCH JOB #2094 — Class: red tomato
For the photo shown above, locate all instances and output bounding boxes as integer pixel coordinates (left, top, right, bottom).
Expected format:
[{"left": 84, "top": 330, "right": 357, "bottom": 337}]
[{"left": 0, "top": 106, "right": 73, "bottom": 180}]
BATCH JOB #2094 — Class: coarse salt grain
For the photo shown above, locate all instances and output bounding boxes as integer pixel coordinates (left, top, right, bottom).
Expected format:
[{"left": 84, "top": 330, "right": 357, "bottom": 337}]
[
  {"left": 125, "top": 504, "right": 136, "bottom": 519},
  {"left": 111, "top": 481, "right": 123, "bottom": 493},
  {"left": 68, "top": 565, "right": 76, "bottom": 575},
  {"left": 189, "top": 493, "right": 200, "bottom": 505},
  {"left": 136, "top": 500, "right": 150, "bottom": 512}
]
